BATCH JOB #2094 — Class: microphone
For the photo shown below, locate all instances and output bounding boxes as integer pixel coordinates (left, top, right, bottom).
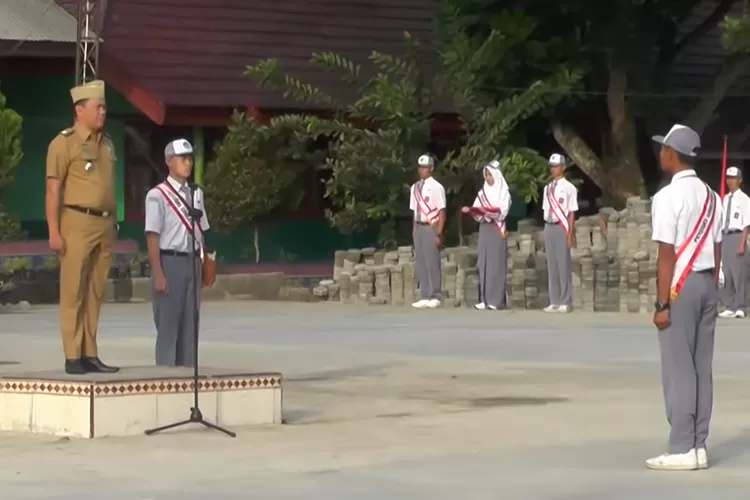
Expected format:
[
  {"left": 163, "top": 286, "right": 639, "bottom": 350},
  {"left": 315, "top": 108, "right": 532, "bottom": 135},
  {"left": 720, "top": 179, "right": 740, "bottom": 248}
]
[{"left": 183, "top": 183, "right": 203, "bottom": 219}]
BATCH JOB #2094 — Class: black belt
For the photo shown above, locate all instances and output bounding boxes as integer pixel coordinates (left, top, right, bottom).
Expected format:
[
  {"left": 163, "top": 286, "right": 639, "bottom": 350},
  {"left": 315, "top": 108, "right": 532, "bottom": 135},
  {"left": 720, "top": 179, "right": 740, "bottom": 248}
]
[
  {"left": 545, "top": 221, "right": 559, "bottom": 225},
  {"left": 160, "top": 249, "right": 195, "bottom": 257},
  {"left": 415, "top": 221, "right": 430, "bottom": 226},
  {"left": 724, "top": 229, "right": 741, "bottom": 234},
  {"left": 65, "top": 205, "right": 112, "bottom": 218},
  {"left": 693, "top": 268, "right": 714, "bottom": 274}
]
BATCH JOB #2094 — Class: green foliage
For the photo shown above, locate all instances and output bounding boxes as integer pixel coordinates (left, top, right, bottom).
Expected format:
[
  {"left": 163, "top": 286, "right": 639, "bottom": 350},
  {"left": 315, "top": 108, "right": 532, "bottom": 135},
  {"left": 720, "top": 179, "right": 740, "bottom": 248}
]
[
  {"left": 438, "top": 8, "right": 583, "bottom": 203},
  {"left": 245, "top": 33, "right": 431, "bottom": 246},
  {"left": 0, "top": 89, "right": 24, "bottom": 241},
  {"left": 203, "top": 111, "right": 320, "bottom": 232},
  {"left": 721, "top": 13, "right": 750, "bottom": 53}
]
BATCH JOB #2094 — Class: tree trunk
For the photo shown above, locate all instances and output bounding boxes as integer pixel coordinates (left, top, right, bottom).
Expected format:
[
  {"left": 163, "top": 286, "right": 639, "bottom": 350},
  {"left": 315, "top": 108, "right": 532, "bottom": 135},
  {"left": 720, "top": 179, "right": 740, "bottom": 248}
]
[
  {"left": 551, "top": 121, "right": 605, "bottom": 186},
  {"left": 551, "top": 64, "right": 646, "bottom": 208},
  {"left": 603, "top": 64, "right": 646, "bottom": 206}
]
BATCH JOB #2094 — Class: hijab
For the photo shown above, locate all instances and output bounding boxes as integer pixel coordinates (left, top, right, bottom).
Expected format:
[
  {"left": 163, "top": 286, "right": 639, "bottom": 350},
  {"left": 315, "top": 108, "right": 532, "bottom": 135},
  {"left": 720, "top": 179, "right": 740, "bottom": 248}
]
[{"left": 474, "top": 160, "right": 511, "bottom": 213}]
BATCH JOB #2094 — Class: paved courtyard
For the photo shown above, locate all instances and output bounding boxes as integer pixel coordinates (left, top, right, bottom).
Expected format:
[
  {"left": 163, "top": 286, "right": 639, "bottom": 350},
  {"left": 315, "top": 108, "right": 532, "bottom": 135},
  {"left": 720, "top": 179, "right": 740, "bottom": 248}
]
[{"left": 2, "top": 302, "right": 750, "bottom": 499}]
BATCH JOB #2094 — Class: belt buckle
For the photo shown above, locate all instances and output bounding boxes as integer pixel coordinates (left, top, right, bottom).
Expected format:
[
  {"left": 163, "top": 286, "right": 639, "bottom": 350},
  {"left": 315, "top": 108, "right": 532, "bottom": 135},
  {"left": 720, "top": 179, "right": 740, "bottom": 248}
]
[{"left": 102, "top": 211, "right": 110, "bottom": 217}]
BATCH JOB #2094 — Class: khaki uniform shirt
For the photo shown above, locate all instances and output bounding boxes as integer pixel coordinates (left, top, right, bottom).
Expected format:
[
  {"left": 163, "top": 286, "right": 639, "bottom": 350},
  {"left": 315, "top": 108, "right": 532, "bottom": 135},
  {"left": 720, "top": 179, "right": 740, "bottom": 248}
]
[{"left": 45, "top": 124, "right": 116, "bottom": 212}]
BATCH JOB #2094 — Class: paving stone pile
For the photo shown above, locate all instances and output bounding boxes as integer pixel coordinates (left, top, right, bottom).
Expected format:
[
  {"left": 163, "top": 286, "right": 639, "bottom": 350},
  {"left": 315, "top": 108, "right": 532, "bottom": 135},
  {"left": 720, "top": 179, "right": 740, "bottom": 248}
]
[{"left": 312, "top": 197, "right": 692, "bottom": 313}]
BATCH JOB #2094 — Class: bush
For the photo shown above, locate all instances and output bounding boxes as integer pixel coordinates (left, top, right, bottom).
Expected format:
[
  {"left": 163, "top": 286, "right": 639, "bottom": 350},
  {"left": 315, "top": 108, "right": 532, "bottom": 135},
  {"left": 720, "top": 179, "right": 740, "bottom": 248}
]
[{"left": 0, "top": 89, "right": 24, "bottom": 241}]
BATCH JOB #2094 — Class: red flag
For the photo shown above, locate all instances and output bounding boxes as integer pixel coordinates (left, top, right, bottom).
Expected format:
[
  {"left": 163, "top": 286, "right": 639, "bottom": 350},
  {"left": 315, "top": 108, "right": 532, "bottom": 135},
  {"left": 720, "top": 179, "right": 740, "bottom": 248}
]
[{"left": 720, "top": 135, "right": 728, "bottom": 199}]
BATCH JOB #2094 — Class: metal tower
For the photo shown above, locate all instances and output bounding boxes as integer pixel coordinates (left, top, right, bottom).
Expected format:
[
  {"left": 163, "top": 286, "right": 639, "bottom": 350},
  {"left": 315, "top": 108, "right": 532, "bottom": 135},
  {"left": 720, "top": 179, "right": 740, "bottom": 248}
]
[{"left": 75, "top": 0, "right": 101, "bottom": 85}]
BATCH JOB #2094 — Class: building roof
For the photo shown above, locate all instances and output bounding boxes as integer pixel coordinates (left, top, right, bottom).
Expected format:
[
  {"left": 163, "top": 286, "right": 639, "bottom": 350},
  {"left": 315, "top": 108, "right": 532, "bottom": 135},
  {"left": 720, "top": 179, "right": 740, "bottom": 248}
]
[
  {"left": 56, "top": 0, "right": 441, "bottom": 124},
  {"left": 661, "top": 0, "right": 750, "bottom": 151},
  {"left": 1, "top": 0, "right": 77, "bottom": 42}
]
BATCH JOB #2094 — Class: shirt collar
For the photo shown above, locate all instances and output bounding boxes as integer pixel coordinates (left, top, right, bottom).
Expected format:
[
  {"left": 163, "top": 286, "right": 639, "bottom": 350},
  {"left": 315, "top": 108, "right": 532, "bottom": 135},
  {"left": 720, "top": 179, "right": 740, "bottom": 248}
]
[
  {"left": 670, "top": 169, "right": 697, "bottom": 183},
  {"left": 73, "top": 123, "right": 101, "bottom": 142},
  {"left": 167, "top": 176, "right": 186, "bottom": 191}
]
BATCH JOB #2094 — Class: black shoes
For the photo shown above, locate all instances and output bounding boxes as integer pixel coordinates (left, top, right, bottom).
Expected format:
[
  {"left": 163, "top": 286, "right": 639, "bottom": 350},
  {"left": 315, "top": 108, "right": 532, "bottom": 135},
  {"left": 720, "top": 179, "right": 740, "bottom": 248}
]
[
  {"left": 82, "top": 356, "right": 120, "bottom": 373},
  {"left": 64, "top": 358, "right": 87, "bottom": 375},
  {"left": 64, "top": 357, "right": 120, "bottom": 374}
]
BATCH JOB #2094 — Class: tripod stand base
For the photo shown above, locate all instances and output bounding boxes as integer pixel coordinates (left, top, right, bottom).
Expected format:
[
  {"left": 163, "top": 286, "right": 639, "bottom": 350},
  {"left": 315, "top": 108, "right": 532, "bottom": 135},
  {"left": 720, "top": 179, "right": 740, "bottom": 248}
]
[{"left": 145, "top": 407, "right": 236, "bottom": 437}]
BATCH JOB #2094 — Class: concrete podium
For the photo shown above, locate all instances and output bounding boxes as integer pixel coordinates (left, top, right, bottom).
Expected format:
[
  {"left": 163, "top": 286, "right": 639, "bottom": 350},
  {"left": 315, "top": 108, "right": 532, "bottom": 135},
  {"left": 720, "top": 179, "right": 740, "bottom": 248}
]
[{"left": 0, "top": 366, "right": 282, "bottom": 438}]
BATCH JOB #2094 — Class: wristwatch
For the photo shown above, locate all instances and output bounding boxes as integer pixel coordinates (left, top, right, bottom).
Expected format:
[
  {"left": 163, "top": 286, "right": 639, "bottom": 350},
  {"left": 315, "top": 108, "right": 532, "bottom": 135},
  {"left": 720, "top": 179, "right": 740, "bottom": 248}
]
[{"left": 654, "top": 300, "right": 670, "bottom": 312}]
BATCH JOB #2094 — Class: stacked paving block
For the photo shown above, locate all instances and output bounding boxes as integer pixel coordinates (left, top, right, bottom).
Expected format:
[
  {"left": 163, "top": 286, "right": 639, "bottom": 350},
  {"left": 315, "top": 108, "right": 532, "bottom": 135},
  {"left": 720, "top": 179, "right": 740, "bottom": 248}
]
[{"left": 314, "top": 196, "right": 674, "bottom": 313}]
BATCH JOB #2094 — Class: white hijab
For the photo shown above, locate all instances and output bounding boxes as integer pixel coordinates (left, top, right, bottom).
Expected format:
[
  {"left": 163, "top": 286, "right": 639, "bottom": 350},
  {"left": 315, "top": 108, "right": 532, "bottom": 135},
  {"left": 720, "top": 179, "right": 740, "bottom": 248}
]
[{"left": 473, "top": 161, "right": 511, "bottom": 216}]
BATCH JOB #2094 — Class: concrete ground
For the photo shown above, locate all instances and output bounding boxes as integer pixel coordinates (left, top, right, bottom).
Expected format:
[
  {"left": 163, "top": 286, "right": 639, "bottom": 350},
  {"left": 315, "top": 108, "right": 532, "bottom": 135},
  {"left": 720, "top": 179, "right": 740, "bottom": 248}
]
[{"left": 2, "top": 302, "right": 750, "bottom": 499}]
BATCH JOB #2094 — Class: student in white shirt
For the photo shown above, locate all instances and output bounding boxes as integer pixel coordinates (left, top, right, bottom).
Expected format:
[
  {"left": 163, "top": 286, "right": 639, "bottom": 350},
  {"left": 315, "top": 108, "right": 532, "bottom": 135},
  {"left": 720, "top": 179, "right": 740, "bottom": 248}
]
[
  {"left": 718, "top": 166, "right": 750, "bottom": 319},
  {"left": 409, "top": 154, "right": 446, "bottom": 309},
  {"left": 646, "top": 124, "right": 722, "bottom": 471},
  {"left": 145, "top": 139, "right": 210, "bottom": 366},
  {"left": 541, "top": 153, "right": 578, "bottom": 313}
]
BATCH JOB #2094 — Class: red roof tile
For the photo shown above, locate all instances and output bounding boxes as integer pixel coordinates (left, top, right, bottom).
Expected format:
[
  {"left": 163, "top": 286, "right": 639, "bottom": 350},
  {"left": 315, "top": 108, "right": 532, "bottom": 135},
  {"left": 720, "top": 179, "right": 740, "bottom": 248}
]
[{"left": 57, "top": 0, "right": 440, "bottom": 118}]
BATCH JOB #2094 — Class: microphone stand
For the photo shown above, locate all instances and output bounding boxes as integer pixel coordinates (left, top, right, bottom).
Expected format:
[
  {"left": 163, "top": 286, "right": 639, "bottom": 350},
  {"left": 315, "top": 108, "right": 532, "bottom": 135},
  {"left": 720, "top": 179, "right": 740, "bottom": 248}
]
[{"left": 144, "top": 184, "right": 235, "bottom": 438}]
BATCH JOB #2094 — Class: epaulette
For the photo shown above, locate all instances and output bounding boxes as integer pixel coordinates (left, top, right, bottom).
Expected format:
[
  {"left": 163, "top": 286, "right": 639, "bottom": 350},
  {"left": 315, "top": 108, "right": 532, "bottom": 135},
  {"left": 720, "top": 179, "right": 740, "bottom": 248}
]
[{"left": 60, "top": 128, "right": 74, "bottom": 136}]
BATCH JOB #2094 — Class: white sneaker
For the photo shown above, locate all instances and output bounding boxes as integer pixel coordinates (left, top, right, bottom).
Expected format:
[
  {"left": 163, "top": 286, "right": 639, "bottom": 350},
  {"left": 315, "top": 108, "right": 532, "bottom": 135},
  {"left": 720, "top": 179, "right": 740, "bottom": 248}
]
[
  {"left": 645, "top": 449, "right": 698, "bottom": 471},
  {"left": 735, "top": 310, "right": 746, "bottom": 318},
  {"left": 557, "top": 305, "right": 570, "bottom": 313},
  {"left": 412, "top": 300, "right": 429, "bottom": 309},
  {"left": 487, "top": 305, "right": 498, "bottom": 311},
  {"left": 719, "top": 310, "right": 736, "bottom": 318},
  {"left": 543, "top": 305, "right": 558, "bottom": 313},
  {"left": 696, "top": 448, "right": 708, "bottom": 469},
  {"left": 474, "top": 303, "right": 487, "bottom": 310},
  {"left": 426, "top": 299, "right": 441, "bottom": 308}
]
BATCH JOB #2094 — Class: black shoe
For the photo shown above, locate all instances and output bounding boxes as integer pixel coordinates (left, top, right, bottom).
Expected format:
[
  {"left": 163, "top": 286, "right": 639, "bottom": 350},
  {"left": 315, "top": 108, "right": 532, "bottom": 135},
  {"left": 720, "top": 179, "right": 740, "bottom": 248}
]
[
  {"left": 65, "top": 358, "right": 87, "bottom": 375},
  {"left": 82, "top": 357, "right": 120, "bottom": 373}
]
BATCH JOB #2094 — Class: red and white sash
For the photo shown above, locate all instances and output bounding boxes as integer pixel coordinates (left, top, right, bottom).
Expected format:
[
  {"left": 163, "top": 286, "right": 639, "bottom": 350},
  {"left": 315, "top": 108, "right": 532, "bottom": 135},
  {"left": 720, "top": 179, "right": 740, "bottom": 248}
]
[
  {"left": 670, "top": 183, "right": 716, "bottom": 300},
  {"left": 155, "top": 182, "right": 205, "bottom": 258},
  {"left": 546, "top": 183, "right": 569, "bottom": 232},
  {"left": 477, "top": 189, "right": 507, "bottom": 237},
  {"left": 414, "top": 184, "right": 439, "bottom": 225}
]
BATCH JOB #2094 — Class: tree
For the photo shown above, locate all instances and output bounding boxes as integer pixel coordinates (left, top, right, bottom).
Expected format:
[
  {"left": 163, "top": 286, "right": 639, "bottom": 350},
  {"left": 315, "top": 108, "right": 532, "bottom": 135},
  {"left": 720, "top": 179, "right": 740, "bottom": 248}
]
[
  {"left": 203, "top": 111, "right": 322, "bottom": 261},
  {"left": 244, "top": 29, "right": 578, "bottom": 245},
  {"left": 444, "top": 0, "right": 750, "bottom": 207},
  {"left": 437, "top": 8, "right": 583, "bottom": 206},
  {"left": 245, "top": 35, "right": 432, "bottom": 247},
  {"left": 0, "top": 88, "right": 24, "bottom": 241}
]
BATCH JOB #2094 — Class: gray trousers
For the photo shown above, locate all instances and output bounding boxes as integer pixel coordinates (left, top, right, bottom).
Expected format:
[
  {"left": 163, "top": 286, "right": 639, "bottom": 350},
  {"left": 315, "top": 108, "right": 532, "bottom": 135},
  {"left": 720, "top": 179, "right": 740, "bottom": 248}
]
[
  {"left": 478, "top": 222, "right": 508, "bottom": 307},
  {"left": 152, "top": 254, "right": 202, "bottom": 366},
  {"left": 721, "top": 231, "right": 747, "bottom": 312},
  {"left": 414, "top": 223, "right": 441, "bottom": 300},
  {"left": 543, "top": 223, "right": 572, "bottom": 306},
  {"left": 658, "top": 270, "right": 717, "bottom": 454}
]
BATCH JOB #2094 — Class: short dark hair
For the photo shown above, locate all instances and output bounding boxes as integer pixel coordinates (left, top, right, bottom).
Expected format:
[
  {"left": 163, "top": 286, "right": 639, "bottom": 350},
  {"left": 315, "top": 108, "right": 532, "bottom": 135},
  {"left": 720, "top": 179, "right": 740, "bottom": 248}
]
[{"left": 676, "top": 151, "right": 695, "bottom": 167}]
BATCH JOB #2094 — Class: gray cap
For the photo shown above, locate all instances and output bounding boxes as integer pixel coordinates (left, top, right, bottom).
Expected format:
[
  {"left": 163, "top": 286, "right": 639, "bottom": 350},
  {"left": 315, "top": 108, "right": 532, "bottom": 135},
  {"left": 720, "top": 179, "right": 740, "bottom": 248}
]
[
  {"left": 417, "top": 154, "right": 434, "bottom": 168},
  {"left": 652, "top": 124, "right": 700, "bottom": 157},
  {"left": 727, "top": 166, "right": 741, "bottom": 178},
  {"left": 165, "top": 138, "right": 194, "bottom": 158}
]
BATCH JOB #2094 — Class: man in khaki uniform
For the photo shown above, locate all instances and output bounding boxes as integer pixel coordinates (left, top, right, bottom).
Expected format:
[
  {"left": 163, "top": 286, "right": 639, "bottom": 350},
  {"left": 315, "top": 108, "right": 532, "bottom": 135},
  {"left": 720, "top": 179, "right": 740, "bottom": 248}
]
[{"left": 45, "top": 80, "right": 119, "bottom": 375}]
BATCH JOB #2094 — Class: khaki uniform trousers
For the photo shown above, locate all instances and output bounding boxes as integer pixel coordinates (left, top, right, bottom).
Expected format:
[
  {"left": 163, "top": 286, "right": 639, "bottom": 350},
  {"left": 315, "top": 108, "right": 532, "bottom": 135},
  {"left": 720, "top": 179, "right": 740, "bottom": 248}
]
[{"left": 59, "top": 209, "right": 114, "bottom": 359}]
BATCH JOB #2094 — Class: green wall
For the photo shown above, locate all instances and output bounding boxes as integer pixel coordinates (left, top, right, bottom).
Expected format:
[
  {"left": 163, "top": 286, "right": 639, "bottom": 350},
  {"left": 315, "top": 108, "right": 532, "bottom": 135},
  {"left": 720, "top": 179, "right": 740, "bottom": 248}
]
[{"left": 1, "top": 75, "right": 137, "bottom": 222}]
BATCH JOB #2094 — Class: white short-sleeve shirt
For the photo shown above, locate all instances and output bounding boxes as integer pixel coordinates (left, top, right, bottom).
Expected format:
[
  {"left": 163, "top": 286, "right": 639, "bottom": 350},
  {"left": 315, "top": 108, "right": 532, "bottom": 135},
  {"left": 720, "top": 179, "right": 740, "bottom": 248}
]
[
  {"left": 720, "top": 189, "right": 750, "bottom": 232},
  {"left": 410, "top": 176, "right": 446, "bottom": 222},
  {"left": 542, "top": 177, "right": 578, "bottom": 223},
  {"left": 651, "top": 170, "right": 722, "bottom": 271},
  {"left": 144, "top": 176, "right": 210, "bottom": 252}
]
